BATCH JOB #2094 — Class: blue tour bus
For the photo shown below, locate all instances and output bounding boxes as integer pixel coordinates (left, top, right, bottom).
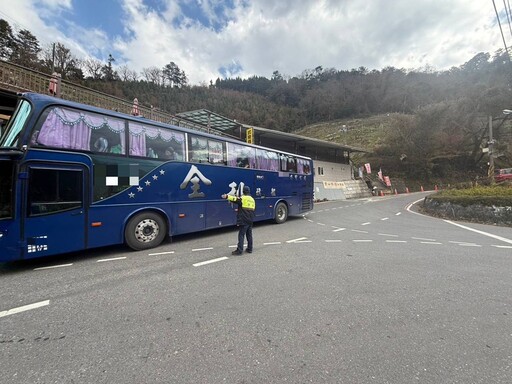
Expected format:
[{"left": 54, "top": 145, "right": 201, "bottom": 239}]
[{"left": 0, "top": 92, "right": 313, "bottom": 261}]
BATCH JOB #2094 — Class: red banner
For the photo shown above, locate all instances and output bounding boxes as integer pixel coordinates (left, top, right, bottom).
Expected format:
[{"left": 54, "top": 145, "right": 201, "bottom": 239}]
[{"left": 364, "top": 163, "right": 371, "bottom": 174}]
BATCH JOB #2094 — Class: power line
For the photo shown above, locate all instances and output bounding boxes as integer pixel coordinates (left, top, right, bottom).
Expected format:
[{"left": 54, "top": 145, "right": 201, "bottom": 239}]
[
  {"left": 0, "top": 10, "right": 33, "bottom": 33},
  {"left": 503, "top": 0, "right": 512, "bottom": 38},
  {"left": 493, "top": 0, "right": 512, "bottom": 61}
]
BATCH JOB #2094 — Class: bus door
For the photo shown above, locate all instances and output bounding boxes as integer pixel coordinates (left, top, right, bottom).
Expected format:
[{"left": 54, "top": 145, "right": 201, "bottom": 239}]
[
  {"left": 21, "top": 164, "right": 88, "bottom": 258},
  {"left": 254, "top": 173, "right": 272, "bottom": 219}
]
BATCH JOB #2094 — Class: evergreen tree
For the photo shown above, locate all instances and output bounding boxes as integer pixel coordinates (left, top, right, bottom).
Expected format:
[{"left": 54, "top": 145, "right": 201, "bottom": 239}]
[
  {"left": 10, "top": 29, "right": 41, "bottom": 68},
  {"left": 0, "top": 19, "right": 14, "bottom": 60}
]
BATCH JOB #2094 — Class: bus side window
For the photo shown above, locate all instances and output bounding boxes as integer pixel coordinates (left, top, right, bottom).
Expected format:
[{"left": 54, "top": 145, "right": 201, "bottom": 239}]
[{"left": 28, "top": 168, "right": 83, "bottom": 216}]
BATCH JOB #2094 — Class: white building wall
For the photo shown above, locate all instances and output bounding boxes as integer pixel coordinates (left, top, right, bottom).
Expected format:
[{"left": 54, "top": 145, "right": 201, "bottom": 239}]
[{"left": 313, "top": 160, "right": 360, "bottom": 200}]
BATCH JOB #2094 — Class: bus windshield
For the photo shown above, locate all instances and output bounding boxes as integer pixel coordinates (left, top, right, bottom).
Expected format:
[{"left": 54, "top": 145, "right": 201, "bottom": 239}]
[{"left": 0, "top": 99, "right": 31, "bottom": 148}]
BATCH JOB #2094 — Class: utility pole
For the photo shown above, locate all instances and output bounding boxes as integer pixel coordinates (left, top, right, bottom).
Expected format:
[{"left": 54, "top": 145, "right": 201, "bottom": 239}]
[{"left": 488, "top": 115, "right": 495, "bottom": 184}]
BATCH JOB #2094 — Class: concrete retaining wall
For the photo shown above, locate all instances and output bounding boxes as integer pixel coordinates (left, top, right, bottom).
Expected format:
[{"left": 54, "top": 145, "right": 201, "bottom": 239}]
[{"left": 315, "top": 179, "right": 372, "bottom": 201}]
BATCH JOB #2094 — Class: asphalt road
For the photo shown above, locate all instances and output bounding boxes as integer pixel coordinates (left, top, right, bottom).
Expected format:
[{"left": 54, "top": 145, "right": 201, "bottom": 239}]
[{"left": 1, "top": 192, "right": 511, "bottom": 383}]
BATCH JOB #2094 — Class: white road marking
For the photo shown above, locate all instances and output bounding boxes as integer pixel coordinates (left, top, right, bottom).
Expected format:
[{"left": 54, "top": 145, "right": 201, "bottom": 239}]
[
  {"left": 325, "top": 240, "right": 342, "bottom": 243},
  {"left": 395, "top": 212, "right": 402, "bottom": 216},
  {"left": 287, "top": 237, "right": 308, "bottom": 243},
  {"left": 332, "top": 228, "right": 346, "bottom": 232},
  {"left": 361, "top": 222, "right": 371, "bottom": 226},
  {"left": 0, "top": 300, "right": 50, "bottom": 318},
  {"left": 378, "top": 233, "right": 399, "bottom": 237},
  {"left": 444, "top": 220, "right": 512, "bottom": 245},
  {"left": 412, "top": 237, "right": 437, "bottom": 241},
  {"left": 386, "top": 240, "right": 407, "bottom": 243},
  {"left": 317, "top": 222, "right": 326, "bottom": 226},
  {"left": 351, "top": 229, "right": 369, "bottom": 233},
  {"left": 381, "top": 217, "right": 389, "bottom": 221},
  {"left": 148, "top": 251, "right": 175, "bottom": 256},
  {"left": 353, "top": 240, "right": 373, "bottom": 243},
  {"left": 420, "top": 241, "right": 442, "bottom": 245},
  {"left": 458, "top": 243, "right": 481, "bottom": 247},
  {"left": 193, "top": 257, "right": 229, "bottom": 267},
  {"left": 192, "top": 247, "right": 214, "bottom": 252},
  {"left": 97, "top": 257, "right": 127, "bottom": 263},
  {"left": 263, "top": 242, "right": 282, "bottom": 245},
  {"left": 492, "top": 245, "right": 512, "bottom": 249},
  {"left": 34, "top": 264, "right": 73, "bottom": 271}
]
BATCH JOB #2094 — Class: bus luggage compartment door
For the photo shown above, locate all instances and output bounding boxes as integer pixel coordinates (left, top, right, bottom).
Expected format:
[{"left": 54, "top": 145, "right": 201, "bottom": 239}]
[{"left": 22, "top": 164, "right": 87, "bottom": 258}]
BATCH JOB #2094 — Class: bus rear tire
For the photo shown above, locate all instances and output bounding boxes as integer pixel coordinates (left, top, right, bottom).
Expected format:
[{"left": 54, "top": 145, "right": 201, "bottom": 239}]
[
  {"left": 274, "top": 202, "right": 288, "bottom": 224},
  {"left": 125, "top": 211, "right": 167, "bottom": 251}
]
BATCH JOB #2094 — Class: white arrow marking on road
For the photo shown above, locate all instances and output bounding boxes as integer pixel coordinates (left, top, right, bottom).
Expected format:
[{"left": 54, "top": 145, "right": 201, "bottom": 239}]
[{"left": 0, "top": 300, "right": 50, "bottom": 318}]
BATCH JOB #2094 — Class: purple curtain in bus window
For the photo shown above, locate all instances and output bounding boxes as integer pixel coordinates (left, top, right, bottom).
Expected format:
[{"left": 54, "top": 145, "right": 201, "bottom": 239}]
[
  {"left": 297, "top": 159, "right": 304, "bottom": 174},
  {"left": 37, "top": 107, "right": 125, "bottom": 152},
  {"left": 248, "top": 149, "right": 256, "bottom": 168},
  {"left": 128, "top": 123, "right": 146, "bottom": 156},
  {"left": 38, "top": 108, "right": 92, "bottom": 150}
]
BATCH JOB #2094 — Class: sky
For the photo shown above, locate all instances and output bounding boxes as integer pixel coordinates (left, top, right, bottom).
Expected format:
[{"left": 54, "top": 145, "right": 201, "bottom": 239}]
[{"left": 0, "top": 0, "right": 508, "bottom": 85}]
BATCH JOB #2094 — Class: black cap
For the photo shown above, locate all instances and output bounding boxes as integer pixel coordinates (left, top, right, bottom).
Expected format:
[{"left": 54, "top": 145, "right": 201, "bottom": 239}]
[{"left": 243, "top": 186, "right": 250, "bottom": 194}]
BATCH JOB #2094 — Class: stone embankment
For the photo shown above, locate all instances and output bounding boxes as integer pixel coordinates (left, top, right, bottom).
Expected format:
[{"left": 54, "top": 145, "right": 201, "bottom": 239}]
[{"left": 422, "top": 197, "right": 512, "bottom": 227}]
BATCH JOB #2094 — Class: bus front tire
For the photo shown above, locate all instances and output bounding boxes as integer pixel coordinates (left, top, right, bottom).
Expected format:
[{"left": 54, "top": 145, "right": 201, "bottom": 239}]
[
  {"left": 125, "top": 212, "right": 167, "bottom": 250},
  {"left": 274, "top": 202, "right": 288, "bottom": 224}
]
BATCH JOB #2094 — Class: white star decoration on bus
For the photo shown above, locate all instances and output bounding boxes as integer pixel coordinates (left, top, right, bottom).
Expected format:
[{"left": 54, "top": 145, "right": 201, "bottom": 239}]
[{"left": 128, "top": 168, "right": 166, "bottom": 198}]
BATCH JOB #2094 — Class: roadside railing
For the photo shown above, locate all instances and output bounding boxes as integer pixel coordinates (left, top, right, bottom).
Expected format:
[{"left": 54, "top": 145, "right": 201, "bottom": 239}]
[{"left": 0, "top": 60, "right": 214, "bottom": 133}]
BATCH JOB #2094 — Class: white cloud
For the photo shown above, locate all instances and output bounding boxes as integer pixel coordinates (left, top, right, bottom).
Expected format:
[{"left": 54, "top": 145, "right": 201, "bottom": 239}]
[{"left": 1, "top": 0, "right": 505, "bottom": 84}]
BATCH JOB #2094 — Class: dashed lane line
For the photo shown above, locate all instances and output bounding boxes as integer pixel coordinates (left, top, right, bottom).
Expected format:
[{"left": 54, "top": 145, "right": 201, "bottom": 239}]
[
  {"left": 34, "top": 264, "right": 73, "bottom": 271},
  {"left": 193, "top": 257, "right": 229, "bottom": 267},
  {"left": 0, "top": 300, "right": 50, "bottom": 318},
  {"left": 148, "top": 251, "right": 175, "bottom": 256},
  {"left": 286, "top": 237, "right": 308, "bottom": 243},
  {"left": 97, "top": 257, "right": 127, "bottom": 263}
]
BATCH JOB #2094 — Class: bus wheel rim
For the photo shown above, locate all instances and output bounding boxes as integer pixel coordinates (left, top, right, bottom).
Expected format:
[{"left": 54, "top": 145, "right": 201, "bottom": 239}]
[{"left": 135, "top": 219, "right": 159, "bottom": 243}]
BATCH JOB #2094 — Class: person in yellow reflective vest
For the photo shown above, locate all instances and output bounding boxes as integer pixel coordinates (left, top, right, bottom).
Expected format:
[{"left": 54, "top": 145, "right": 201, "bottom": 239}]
[{"left": 222, "top": 186, "right": 256, "bottom": 255}]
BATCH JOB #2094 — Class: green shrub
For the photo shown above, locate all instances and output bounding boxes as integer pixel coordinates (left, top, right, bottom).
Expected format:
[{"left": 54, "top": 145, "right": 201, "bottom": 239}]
[{"left": 430, "top": 185, "right": 512, "bottom": 207}]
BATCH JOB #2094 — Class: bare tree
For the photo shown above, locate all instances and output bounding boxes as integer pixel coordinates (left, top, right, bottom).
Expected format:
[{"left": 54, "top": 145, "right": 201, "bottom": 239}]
[
  {"left": 83, "top": 58, "right": 103, "bottom": 80},
  {"left": 141, "top": 66, "right": 163, "bottom": 85},
  {"left": 40, "top": 43, "right": 83, "bottom": 79},
  {"left": 118, "top": 64, "right": 138, "bottom": 82}
]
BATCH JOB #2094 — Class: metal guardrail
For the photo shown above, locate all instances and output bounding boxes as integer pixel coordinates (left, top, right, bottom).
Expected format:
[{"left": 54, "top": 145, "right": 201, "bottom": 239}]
[{"left": 0, "top": 60, "right": 214, "bottom": 134}]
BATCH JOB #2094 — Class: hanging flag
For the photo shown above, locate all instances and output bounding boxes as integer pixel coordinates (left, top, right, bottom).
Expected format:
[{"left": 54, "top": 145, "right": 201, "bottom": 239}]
[
  {"left": 364, "top": 163, "right": 371, "bottom": 174},
  {"left": 378, "top": 168, "right": 383, "bottom": 181}
]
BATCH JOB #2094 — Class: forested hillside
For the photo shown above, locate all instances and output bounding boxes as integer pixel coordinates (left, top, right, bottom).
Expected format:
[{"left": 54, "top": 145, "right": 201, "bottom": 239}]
[{"left": 1, "top": 18, "right": 511, "bottom": 183}]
